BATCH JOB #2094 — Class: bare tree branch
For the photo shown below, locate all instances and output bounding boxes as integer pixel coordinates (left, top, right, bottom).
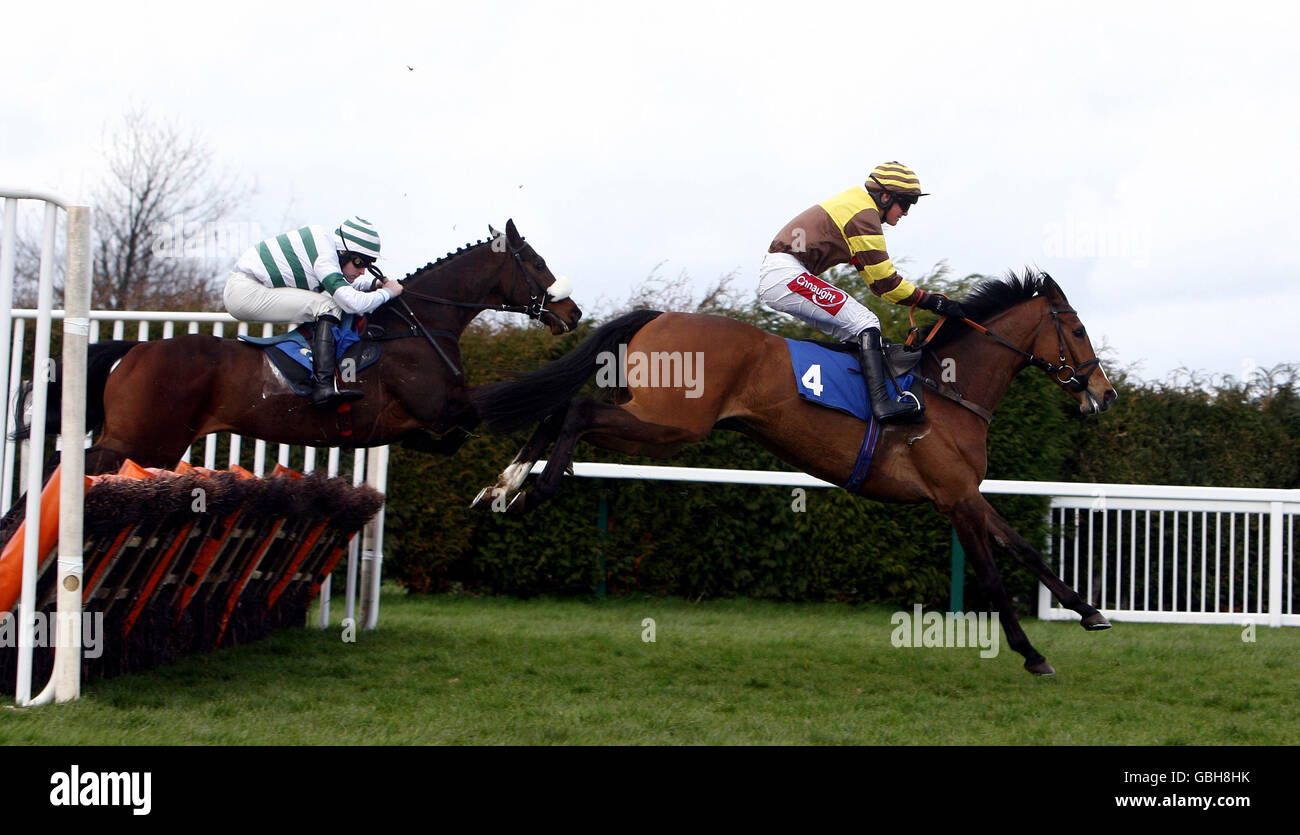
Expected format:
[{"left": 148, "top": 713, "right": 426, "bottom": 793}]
[{"left": 87, "top": 107, "right": 253, "bottom": 311}]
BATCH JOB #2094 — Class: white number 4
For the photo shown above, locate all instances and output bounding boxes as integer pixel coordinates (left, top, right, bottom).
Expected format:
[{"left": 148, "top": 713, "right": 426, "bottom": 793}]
[{"left": 801, "top": 363, "right": 824, "bottom": 397}]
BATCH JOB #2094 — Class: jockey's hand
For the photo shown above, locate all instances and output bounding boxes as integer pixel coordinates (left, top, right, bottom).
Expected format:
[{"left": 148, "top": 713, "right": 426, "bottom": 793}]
[
  {"left": 918, "top": 291, "right": 968, "bottom": 320},
  {"left": 383, "top": 279, "right": 404, "bottom": 300}
]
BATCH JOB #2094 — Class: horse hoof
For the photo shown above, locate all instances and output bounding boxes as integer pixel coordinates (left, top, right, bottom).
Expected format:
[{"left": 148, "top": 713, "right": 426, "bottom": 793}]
[
  {"left": 471, "top": 487, "right": 511, "bottom": 511},
  {"left": 1025, "top": 659, "right": 1056, "bottom": 676},
  {"left": 506, "top": 492, "right": 531, "bottom": 515},
  {"left": 1081, "top": 612, "right": 1112, "bottom": 631}
]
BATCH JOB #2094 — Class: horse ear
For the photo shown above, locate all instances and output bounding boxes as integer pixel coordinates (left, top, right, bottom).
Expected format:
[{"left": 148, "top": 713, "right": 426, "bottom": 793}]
[
  {"left": 506, "top": 218, "right": 520, "bottom": 243},
  {"left": 1041, "top": 272, "right": 1068, "bottom": 303},
  {"left": 488, "top": 224, "right": 500, "bottom": 237}
]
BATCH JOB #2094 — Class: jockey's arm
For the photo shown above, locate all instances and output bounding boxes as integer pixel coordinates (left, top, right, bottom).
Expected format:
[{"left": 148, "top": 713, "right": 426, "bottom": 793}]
[
  {"left": 846, "top": 235, "right": 920, "bottom": 306},
  {"left": 320, "top": 274, "right": 394, "bottom": 315},
  {"left": 851, "top": 252, "right": 965, "bottom": 318}
]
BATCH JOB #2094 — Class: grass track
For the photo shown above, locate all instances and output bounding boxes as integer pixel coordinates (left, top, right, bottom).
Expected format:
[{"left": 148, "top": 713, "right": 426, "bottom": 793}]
[{"left": 3, "top": 590, "right": 1297, "bottom": 745}]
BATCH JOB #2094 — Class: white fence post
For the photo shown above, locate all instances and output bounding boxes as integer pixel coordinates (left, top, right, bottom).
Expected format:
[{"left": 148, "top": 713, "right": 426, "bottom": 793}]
[
  {"left": 1269, "top": 502, "right": 1284, "bottom": 628},
  {"left": 51, "top": 205, "right": 91, "bottom": 703}
]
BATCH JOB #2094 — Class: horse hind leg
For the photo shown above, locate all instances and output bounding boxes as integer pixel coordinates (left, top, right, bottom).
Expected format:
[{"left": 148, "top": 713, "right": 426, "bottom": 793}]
[
  {"left": 505, "top": 398, "right": 705, "bottom": 515},
  {"left": 472, "top": 410, "right": 566, "bottom": 511}
]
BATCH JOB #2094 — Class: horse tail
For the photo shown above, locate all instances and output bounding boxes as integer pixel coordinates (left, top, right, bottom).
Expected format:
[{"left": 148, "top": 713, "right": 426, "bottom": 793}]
[
  {"left": 10, "top": 340, "right": 140, "bottom": 441},
  {"left": 472, "top": 309, "right": 663, "bottom": 434}
]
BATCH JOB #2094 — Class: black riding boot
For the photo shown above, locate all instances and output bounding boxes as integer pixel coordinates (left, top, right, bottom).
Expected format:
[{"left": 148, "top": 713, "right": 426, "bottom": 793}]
[
  {"left": 310, "top": 315, "right": 363, "bottom": 408},
  {"left": 856, "top": 328, "right": 923, "bottom": 423}
]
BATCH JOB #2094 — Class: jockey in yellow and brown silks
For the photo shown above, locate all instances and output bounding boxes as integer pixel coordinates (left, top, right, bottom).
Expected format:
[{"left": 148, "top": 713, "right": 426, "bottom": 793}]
[{"left": 760, "top": 161, "right": 967, "bottom": 423}]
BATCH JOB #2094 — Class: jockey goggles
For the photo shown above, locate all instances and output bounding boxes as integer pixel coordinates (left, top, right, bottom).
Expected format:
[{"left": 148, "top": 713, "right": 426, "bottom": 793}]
[{"left": 341, "top": 252, "right": 376, "bottom": 269}]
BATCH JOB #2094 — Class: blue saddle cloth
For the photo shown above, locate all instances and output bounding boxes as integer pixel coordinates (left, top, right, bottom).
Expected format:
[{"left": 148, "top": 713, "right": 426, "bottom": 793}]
[
  {"left": 784, "top": 339, "right": 914, "bottom": 422},
  {"left": 238, "top": 316, "right": 362, "bottom": 372},
  {"left": 784, "top": 338, "right": 918, "bottom": 491}
]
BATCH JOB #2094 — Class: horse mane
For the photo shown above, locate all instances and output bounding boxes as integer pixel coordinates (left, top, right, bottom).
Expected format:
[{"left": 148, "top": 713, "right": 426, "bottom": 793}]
[
  {"left": 399, "top": 237, "right": 495, "bottom": 282},
  {"left": 925, "top": 269, "right": 1057, "bottom": 349}
]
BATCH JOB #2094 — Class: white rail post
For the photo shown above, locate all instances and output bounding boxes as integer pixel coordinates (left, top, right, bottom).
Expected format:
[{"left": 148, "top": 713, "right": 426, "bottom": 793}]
[
  {"left": 1038, "top": 505, "right": 1056, "bottom": 619},
  {"left": 359, "top": 445, "right": 389, "bottom": 630},
  {"left": 0, "top": 198, "right": 16, "bottom": 491},
  {"left": 345, "top": 448, "right": 364, "bottom": 626},
  {"left": 52, "top": 205, "right": 91, "bottom": 703},
  {"left": 1269, "top": 502, "right": 1283, "bottom": 628},
  {"left": 15, "top": 202, "right": 59, "bottom": 706}
]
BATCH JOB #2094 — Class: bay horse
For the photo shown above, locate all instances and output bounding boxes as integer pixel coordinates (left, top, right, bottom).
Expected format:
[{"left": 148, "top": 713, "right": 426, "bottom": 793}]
[
  {"left": 470, "top": 271, "right": 1117, "bottom": 675},
  {"left": 23, "top": 220, "right": 582, "bottom": 475}
]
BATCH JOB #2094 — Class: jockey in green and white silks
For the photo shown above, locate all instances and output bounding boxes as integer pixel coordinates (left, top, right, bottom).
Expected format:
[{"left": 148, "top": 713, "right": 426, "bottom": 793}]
[{"left": 223, "top": 215, "right": 403, "bottom": 408}]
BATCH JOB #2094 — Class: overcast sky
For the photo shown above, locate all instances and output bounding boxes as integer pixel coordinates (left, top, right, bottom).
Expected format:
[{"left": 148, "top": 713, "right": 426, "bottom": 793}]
[{"left": 5, "top": 0, "right": 1297, "bottom": 383}]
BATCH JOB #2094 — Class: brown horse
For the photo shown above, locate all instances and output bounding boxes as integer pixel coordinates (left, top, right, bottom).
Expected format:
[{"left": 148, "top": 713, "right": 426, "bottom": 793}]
[
  {"left": 24, "top": 220, "right": 582, "bottom": 475},
  {"left": 470, "top": 271, "right": 1116, "bottom": 675}
]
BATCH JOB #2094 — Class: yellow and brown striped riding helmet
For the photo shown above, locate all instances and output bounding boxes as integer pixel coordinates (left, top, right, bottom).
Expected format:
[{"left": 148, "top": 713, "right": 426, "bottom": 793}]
[{"left": 866, "top": 161, "right": 929, "bottom": 197}]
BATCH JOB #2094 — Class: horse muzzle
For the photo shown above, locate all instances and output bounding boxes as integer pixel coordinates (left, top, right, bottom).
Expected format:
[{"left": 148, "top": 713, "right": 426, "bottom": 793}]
[{"left": 1081, "top": 386, "right": 1118, "bottom": 414}]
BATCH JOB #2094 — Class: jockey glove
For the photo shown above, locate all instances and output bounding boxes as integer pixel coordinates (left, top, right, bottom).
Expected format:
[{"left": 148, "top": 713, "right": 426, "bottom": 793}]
[{"left": 918, "top": 291, "right": 968, "bottom": 320}]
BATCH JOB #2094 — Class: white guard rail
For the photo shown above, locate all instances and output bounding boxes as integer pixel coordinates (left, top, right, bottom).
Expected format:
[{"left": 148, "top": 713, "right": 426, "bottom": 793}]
[{"left": 531, "top": 462, "right": 1299, "bottom": 627}]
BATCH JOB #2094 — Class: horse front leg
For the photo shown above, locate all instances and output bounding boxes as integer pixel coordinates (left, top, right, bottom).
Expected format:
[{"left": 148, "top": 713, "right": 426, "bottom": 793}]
[
  {"left": 471, "top": 408, "right": 567, "bottom": 511},
  {"left": 948, "top": 496, "right": 1056, "bottom": 675},
  {"left": 981, "top": 499, "right": 1111, "bottom": 630}
]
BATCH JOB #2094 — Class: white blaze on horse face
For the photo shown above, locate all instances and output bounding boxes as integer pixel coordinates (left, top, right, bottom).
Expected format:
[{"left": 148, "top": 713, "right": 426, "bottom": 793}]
[{"left": 547, "top": 274, "right": 572, "bottom": 301}]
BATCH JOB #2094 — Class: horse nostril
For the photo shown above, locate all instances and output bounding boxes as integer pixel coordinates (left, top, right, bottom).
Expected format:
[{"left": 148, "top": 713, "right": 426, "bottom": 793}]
[{"left": 1104, "top": 389, "right": 1117, "bottom": 404}]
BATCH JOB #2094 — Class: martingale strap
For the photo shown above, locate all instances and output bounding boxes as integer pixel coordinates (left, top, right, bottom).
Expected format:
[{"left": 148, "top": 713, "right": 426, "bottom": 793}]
[
  {"left": 919, "top": 377, "right": 995, "bottom": 423},
  {"left": 902, "top": 306, "right": 994, "bottom": 422}
]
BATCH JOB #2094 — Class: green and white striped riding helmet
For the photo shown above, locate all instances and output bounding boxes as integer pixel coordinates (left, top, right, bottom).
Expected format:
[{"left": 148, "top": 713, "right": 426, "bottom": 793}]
[{"left": 334, "top": 216, "right": 381, "bottom": 260}]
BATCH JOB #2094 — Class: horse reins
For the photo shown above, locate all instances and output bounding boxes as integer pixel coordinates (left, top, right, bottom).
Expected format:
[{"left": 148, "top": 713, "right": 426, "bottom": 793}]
[
  {"left": 377, "top": 236, "right": 570, "bottom": 379},
  {"left": 904, "top": 296, "right": 1101, "bottom": 422},
  {"left": 396, "top": 237, "right": 570, "bottom": 328}
]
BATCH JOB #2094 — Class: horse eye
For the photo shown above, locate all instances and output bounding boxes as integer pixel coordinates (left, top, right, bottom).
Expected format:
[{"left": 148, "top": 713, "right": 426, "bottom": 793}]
[{"left": 1072, "top": 327, "right": 1085, "bottom": 338}]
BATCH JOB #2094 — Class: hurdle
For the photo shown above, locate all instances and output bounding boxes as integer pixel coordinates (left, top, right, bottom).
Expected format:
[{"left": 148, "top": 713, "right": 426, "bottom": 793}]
[
  {"left": 0, "top": 460, "right": 384, "bottom": 683},
  {"left": 2, "top": 191, "right": 396, "bottom": 704}
]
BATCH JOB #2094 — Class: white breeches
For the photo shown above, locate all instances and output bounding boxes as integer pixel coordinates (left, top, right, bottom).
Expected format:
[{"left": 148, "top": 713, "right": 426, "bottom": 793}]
[
  {"left": 223, "top": 271, "right": 342, "bottom": 324},
  {"left": 757, "top": 252, "right": 879, "bottom": 342}
]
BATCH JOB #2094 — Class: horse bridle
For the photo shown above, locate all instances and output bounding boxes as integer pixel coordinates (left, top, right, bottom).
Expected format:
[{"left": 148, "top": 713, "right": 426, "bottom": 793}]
[
  {"left": 376, "top": 235, "right": 572, "bottom": 379},
  {"left": 395, "top": 236, "right": 570, "bottom": 330},
  {"left": 966, "top": 300, "right": 1101, "bottom": 394},
  {"left": 908, "top": 295, "right": 1102, "bottom": 423}
]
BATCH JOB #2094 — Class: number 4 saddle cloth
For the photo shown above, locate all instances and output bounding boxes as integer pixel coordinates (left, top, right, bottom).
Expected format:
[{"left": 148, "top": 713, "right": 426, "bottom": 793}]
[{"left": 783, "top": 338, "right": 924, "bottom": 491}]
